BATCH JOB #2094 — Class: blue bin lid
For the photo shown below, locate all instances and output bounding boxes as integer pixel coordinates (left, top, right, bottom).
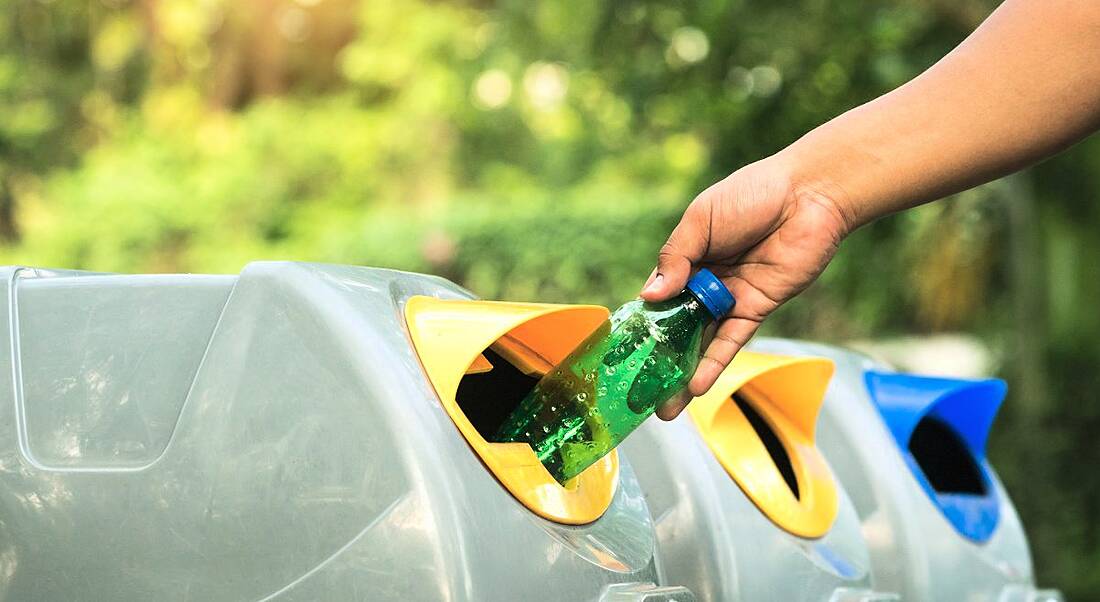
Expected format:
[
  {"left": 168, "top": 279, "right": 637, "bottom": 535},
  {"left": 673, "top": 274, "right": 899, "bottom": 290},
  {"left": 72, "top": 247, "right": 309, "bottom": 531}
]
[{"left": 864, "top": 370, "right": 1006, "bottom": 542}]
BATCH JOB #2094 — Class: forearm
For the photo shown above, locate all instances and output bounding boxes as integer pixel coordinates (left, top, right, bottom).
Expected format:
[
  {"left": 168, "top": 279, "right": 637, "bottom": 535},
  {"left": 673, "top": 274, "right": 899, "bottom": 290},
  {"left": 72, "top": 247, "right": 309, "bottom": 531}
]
[{"left": 779, "top": 0, "right": 1100, "bottom": 230}]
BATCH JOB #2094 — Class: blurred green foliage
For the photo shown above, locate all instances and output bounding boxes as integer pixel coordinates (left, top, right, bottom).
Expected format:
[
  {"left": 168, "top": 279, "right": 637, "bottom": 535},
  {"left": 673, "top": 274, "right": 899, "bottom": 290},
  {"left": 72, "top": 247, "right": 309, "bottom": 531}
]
[{"left": 1, "top": 0, "right": 1099, "bottom": 595}]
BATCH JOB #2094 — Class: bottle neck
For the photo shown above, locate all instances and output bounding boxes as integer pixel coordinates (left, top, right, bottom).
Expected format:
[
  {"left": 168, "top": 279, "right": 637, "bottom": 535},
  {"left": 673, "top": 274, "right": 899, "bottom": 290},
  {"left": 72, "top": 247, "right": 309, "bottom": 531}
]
[
  {"left": 684, "top": 288, "right": 721, "bottom": 323},
  {"left": 638, "top": 291, "right": 714, "bottom": 329}
]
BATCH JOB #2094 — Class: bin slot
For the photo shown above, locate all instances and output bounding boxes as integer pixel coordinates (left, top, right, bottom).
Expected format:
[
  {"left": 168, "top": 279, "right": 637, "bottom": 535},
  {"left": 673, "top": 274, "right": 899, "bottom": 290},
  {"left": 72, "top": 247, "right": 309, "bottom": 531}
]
[
  {"left": 456, "top": 346, "right": 541, "bottom": 440},
  {"left": 687, "top": 351, "right": 839, "bottom": 538},
  {"left": 734, "top": 392, "right": 800, "bottom": 500},
  {"left": 863, "top": 370, "right": 1005, "bottom": 542},
  {"left": 404, "top": 295, "right": 618, "bottom": 525},
  {"left": 492, "top": 333, "right": 555, "bottom": 376},
  {"left": 466, "top": 353, "right": 494, "bottom": 374},
  {"left": 908, "top": 416, "right": 986, "bottom": 495}
]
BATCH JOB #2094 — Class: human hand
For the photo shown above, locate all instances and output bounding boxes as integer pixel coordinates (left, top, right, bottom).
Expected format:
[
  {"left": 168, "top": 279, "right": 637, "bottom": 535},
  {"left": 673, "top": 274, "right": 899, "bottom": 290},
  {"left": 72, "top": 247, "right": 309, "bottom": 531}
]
[{"left": 641, "top": 154, "right": 853, "bottom": 420}]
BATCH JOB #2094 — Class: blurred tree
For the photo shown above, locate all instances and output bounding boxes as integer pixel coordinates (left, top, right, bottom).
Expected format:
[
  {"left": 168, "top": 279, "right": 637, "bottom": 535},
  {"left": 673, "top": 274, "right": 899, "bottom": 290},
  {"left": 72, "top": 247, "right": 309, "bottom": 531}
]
[{"left": 0, "top": 1, "right": 99, "bottom": 241}]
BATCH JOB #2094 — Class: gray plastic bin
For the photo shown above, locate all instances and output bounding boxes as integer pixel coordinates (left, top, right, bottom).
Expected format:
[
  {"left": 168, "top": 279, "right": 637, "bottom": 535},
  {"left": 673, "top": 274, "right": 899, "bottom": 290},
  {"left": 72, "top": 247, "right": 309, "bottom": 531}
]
[
  {"left": 0, "top": 262, "right": 1058, "bottom": 601},
  {"left": 751, "top": 338, "right": 1060, "bottom": 601},
  {"left": 0, "top": 263, "right": 680, "bottom": 601}
]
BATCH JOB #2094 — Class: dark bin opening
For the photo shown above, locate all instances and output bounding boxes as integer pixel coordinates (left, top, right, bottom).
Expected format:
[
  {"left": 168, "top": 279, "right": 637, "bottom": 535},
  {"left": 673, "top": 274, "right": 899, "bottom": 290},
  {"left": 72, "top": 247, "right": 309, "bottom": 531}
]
[
  {"left": 733, "top": 392, "right": 800, "bottom": 500},
  {"left": 456, "top": 347, "right": 540, "bottom": 440},
  {"left": 909, "top": 416, "right": 987, "bottom": 495}
]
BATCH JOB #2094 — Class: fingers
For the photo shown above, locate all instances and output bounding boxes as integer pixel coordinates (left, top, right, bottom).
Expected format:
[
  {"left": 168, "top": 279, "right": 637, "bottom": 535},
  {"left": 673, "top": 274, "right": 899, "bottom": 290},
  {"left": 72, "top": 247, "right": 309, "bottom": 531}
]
[
  {"left": 657, "top": 319, "right": 756, "bottom": 421},
  {"left": 640, "top": 202, "right": 710, "bottom": 302},
  {"left": 656, "top": 390, "right": 692, "bottom": 421},
  {"left": 640, "top": 237, "right": 696, "bottom": 301},
  {"left": 651, "top": 274, "right": 779, "bottom": 421},
  {"left": 688, "top": 317, "right": 761, "bottom": 397},
  {"left": 657, "top": 324, "right": 715, "bottom": 420}
]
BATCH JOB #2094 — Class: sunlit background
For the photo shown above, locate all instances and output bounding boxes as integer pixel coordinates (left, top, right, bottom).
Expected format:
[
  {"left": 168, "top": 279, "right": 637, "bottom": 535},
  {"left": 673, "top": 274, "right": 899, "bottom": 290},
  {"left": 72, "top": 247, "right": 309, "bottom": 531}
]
[{"left": 2, "top": 0, "right": 1099, "bottom": 596}]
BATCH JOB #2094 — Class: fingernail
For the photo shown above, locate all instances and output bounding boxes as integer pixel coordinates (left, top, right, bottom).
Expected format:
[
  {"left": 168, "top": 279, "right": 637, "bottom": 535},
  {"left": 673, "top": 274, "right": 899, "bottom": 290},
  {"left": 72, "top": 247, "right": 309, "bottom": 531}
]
[
  {"left": 643, "top": 274, "right": 664, "bottom": 293},
  {"left": 659, "top": 399, "right": 689, "bottom": 421}
]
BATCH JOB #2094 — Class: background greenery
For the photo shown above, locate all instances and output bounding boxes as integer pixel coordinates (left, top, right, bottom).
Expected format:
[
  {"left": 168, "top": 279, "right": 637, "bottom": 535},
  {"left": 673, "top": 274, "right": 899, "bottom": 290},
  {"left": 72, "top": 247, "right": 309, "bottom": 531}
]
[{"left": 2, "top": 0, "right": 1098, "bottom": 595}]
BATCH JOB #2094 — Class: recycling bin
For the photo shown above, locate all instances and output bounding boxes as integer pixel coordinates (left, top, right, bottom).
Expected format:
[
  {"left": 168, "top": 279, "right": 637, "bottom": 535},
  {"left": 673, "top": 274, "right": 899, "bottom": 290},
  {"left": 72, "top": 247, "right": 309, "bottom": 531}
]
[
  {"left": 0, "top": 262, "right": 688, "bottom": 601},
  {"left": 620, "top": 351, "right": 897, "bottom": 601},
  {"left": 750, "top": 338, "right": 1061, "bottom": 601},
  {"left": 0, "top": 261, "right": 1059, "bottom": 601}
]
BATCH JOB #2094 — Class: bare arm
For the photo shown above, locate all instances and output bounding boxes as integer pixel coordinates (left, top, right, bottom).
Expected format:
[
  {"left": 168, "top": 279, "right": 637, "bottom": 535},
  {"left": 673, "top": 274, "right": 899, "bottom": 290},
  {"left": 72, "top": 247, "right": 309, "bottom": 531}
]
[
  {"left": 645, "top": 0, "right": 1100, "bottom": 419},
  {"left": 790, "top": 0, "right": 1100, "bottom": 226}
]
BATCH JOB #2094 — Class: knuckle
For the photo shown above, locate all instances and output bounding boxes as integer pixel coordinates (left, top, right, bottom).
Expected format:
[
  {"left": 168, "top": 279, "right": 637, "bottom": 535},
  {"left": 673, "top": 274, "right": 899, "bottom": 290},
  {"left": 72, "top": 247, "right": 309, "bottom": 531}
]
[
  {"left": 700, "top": 354, "right": 727, "bottom": 369},
  {"left": 713, "top": 331, "right": 743, "bottom": 348},
  {"left": 686, "top": 197, "right": 713, "bottom": 228},
  {"left": 657, "top": 241, "right": 681, "bottom": 262}
]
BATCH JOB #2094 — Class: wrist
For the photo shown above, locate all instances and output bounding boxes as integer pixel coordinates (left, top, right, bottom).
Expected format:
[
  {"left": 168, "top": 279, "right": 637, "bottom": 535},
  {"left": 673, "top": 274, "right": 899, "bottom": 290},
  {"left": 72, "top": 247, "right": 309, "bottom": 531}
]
[{"left": 769, "top": 138, "right": 862, "bottom": 237}]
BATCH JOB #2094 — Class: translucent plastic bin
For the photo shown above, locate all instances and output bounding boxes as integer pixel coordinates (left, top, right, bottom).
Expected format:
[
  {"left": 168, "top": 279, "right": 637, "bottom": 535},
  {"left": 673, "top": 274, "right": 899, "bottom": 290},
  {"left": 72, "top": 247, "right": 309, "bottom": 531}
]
[
  {"left": 0, "top": 263, "right": 681, "bottom": 601},
  {"left": 0, "top": 261, "right": 1055, "bottom": 601},
  {"left": 620, "top": 351, "right": 895, "bottom": 601},
  {"left": 751, "top": 338, "right": 1059, "bottom": 601}
]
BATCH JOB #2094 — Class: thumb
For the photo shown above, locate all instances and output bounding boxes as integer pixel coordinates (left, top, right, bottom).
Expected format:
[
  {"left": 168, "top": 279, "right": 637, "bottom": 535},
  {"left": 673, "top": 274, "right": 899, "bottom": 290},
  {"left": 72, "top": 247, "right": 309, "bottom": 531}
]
[{"left": 641, "top": 203, "right": 709, "bottom": 301}]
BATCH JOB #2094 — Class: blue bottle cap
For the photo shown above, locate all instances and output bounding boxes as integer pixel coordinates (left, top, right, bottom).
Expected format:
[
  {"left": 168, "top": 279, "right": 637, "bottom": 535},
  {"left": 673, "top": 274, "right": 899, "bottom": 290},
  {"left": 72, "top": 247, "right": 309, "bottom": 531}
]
[{"left": 686, "top": 268, "right": 735, "bottom": 320}]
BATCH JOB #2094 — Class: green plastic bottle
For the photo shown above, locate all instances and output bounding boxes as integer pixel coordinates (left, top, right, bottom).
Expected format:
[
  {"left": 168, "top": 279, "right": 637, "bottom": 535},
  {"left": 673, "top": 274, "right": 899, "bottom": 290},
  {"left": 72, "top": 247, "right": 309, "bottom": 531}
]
[{"left": 494, "top": 268, "right": 735, "bottom": 483}]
